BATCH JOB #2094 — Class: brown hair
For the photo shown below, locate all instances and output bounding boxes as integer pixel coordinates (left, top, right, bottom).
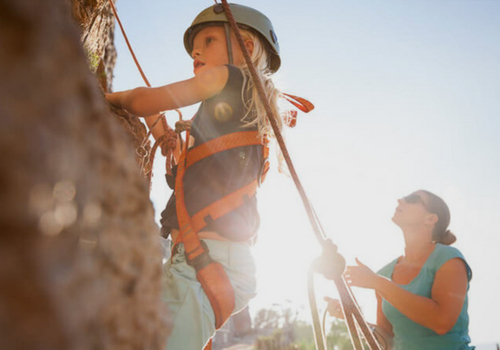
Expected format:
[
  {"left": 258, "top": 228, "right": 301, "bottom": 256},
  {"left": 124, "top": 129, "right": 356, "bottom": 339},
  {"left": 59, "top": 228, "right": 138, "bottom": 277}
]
[{"left": 422, "top": 190, "right": 457, "bottom": 245}]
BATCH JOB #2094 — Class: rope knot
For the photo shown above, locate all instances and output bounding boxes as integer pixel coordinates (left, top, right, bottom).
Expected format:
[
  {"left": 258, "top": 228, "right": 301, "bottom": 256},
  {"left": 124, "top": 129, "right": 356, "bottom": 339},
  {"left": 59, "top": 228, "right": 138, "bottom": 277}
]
[
  {"left": 175, "top": 120, "right": 192, "bottom": 134},
  {"left": 161, "top": 128, "right": 178, "bottom": 156}
]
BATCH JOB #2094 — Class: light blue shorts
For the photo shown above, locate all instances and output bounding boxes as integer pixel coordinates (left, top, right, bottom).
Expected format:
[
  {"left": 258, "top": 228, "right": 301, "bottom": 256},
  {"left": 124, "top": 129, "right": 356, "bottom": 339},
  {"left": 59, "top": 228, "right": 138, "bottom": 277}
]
[{"left": 162, "top": 239, "right": 257, "bottom": 350}]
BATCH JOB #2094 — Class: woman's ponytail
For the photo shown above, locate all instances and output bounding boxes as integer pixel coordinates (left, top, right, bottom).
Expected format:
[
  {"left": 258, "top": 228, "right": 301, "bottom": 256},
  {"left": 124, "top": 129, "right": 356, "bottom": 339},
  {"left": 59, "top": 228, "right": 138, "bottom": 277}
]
[
  {"left": 424, "top": 190, "right": 457, "bottom": 246},
  {"left": 433, "top": 229, "right": 457, "bottom": 246}
]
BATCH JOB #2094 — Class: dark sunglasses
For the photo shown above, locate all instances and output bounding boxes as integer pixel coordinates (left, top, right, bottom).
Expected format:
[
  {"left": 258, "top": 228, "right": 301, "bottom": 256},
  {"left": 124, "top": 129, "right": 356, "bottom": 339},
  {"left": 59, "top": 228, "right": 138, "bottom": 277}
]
[{"left": 403, "top": 193, "right": 428, "bottom": 209}]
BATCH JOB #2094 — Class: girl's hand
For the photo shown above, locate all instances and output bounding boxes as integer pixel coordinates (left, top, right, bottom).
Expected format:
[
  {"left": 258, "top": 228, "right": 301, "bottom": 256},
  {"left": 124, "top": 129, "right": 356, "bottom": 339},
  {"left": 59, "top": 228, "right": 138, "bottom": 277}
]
[
  {"left": 324, "top": 297, "right": 344, "bottom": 319},
  {"left": 344, "top": 258, "right": 380, "bottom": 290},
  {"left": 105, "top": 91, "right": 127, "bottom": 109}
]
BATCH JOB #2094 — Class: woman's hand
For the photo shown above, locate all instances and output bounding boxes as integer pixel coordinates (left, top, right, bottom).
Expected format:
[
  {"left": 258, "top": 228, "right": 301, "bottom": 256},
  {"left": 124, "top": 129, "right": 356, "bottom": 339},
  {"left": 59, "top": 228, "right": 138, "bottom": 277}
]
[
  {"left": 344, "top": 258, "right": 381, "bottom": 290},
  {"left": 324, "top": 297, "right": 344, "bottom": 319}
]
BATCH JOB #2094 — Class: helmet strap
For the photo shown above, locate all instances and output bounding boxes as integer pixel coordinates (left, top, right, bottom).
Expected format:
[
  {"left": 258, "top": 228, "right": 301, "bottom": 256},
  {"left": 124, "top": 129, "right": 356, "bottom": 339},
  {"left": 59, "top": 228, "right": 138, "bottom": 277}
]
[{"left": 223, "top": 22, "right": 234, "bottom": 65}]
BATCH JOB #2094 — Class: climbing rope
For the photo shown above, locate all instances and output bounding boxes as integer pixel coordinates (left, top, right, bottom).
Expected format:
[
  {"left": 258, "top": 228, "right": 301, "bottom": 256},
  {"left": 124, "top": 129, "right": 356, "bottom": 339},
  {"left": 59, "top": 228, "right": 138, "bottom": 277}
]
[
  {"left": 107, "top": 0, "right": 182, "bottom": 187},
  {"left": 219, "top": 1, "right": 382, "bottom": 349},
  {"left": 220, "top": 0, "right": 325, "bottom": 244},
  {"left": 107, "top": 0, "right": 150, "bottom": 86}
]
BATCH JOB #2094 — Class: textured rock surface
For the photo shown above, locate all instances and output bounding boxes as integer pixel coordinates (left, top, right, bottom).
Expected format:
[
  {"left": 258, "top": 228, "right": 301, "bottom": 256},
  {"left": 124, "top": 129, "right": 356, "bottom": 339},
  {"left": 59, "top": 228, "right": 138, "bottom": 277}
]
[
  {"left": 72, "top": 0, "right": 117, "bottom": 92},
  {"left": 71, "top": 0, "right": 150, "bottom": 157},
  {"left": 0, "top": 0, "right": 169, "bottom": 348}
]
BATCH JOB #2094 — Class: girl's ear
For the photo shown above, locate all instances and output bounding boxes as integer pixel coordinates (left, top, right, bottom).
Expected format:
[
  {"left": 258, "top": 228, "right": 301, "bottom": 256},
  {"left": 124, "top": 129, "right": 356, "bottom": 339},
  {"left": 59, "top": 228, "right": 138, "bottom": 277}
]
[{"left": 244, "top": 39, "right": 254, "bottom": 56}]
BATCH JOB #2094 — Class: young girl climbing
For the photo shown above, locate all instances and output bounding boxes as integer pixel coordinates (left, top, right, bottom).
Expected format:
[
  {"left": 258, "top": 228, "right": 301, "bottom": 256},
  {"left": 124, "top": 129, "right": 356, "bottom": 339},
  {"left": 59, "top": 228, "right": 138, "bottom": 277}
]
[{"left": 106, "top": 3, "right": 285, "bottom": 349}]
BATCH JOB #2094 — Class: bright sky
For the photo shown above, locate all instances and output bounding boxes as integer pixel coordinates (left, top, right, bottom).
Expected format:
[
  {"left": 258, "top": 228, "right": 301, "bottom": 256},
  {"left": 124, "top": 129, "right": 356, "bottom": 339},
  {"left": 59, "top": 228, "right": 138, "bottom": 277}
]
[{"left": 111, "top": 0, "right": 500, "bottom": 346}]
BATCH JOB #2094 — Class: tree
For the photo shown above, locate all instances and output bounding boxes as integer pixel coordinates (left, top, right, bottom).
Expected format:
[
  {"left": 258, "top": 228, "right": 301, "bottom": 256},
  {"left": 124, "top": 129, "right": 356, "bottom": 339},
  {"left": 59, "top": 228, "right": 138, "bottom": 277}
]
[
  {"left": 326, "top": 319, "right": 353, "bottom": 350},
  {"left": 0, "top": 0, "right": 168, "bottom": 348},
  {"left": 252, "top": 306, "right": 353, "bottom": 350}
]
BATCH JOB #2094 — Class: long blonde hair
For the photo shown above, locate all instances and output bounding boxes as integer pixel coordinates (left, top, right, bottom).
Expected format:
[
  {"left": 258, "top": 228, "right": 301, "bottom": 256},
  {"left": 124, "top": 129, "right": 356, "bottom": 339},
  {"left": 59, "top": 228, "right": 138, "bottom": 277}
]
[{"left": 237, "top": 29, "right": 282, "bottom": 140}]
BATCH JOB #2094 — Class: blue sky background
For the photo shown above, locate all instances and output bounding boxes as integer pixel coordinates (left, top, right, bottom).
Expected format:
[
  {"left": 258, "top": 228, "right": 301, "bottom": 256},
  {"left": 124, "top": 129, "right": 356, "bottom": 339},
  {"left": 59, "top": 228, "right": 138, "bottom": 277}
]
[{"left": 111, "top": 0, "right": 500, "bottom": 345}]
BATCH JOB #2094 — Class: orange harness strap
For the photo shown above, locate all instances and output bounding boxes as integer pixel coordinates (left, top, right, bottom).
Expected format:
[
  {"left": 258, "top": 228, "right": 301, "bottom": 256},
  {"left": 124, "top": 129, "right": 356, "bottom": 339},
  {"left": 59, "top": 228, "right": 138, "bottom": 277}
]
[
  {"left": 173, "top": 130, "right": 267, "bottom": 249},
  {"left": 185, "top": 130, "right": 263, "bottom": 169},
  {"left": 190, "top": 179, "right": 257, "bottom": 235},
  {"left": 175, "top": 130, "right": 267, "bottom": 331}
]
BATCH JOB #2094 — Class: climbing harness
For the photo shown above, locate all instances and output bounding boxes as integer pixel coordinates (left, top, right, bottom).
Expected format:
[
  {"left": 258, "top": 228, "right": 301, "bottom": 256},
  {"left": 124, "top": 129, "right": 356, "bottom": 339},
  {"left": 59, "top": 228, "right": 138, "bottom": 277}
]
[
  {"left": 172, "top": 130, "right": 270, "bottom": 247},
  {"left": 219, "top": 1, "right": 382, "bottom": 349},
  {"left": 173, "top": 130, "right": 266, "bottom": 316},
  {"left": 170, "top": 128, "right": 272, "bottom": 350}
]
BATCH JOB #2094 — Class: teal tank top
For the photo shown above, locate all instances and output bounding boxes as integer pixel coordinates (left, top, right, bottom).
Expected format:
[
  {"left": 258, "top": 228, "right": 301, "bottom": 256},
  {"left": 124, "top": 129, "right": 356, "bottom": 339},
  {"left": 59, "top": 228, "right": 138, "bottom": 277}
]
[{"left": 377, "top": 244, "right": 474, "bottom": 350}]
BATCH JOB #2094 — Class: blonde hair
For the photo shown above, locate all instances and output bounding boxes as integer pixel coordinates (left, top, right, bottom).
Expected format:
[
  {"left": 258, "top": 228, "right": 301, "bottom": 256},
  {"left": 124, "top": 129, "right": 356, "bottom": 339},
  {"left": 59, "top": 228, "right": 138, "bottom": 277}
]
[{"left": 237, "top": 29, "right": 282, "bottom": 139}]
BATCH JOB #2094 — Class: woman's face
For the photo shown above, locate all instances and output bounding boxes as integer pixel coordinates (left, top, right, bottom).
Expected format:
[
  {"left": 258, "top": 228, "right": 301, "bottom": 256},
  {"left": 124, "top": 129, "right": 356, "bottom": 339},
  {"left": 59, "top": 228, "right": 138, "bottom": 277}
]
[
  {"left": 190, "top": 26, "right": 245, "bottom": 76},
  {"left": 392, "top": 191, "right": 433, "bottom": 228}
]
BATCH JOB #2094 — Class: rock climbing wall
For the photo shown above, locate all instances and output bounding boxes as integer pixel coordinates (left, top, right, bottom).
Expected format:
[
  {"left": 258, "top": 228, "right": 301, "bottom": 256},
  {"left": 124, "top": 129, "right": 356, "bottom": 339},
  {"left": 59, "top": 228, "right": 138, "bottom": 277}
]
[{"left": 0, "top": 0, "right": 169, "bottom": 348}]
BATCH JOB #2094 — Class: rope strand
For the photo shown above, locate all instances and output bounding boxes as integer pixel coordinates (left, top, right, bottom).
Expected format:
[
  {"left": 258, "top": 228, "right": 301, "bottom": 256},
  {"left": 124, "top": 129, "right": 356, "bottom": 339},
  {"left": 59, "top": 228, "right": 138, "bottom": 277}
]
[
  {"left": 220, "top": 0, "right": 326, "bottom": 245},
  {"left": 220, "top": 2, "right": 382, "bottom": 349},
  {"left": 107, "top": 0, "right": 151, "bottom": 87},
  {"left": 107, "top": 0, "right": 183, "bottom": 185}
]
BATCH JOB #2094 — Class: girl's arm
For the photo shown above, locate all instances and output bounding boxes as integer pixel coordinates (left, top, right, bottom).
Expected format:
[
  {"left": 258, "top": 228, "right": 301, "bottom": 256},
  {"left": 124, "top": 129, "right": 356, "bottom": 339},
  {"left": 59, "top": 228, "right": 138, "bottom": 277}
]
[
  {"left": 106, "top": 66, "right": 229, "bottom": 117},
  {"left": 346, "top": 258, "right": 468, "bottom": 335}
]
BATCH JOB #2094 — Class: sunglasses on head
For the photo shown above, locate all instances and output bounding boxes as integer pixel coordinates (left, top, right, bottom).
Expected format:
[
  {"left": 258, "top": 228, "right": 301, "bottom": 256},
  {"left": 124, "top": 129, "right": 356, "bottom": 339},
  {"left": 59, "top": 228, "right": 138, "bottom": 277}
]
[{"left": 403, "top": 193, "right": 428, "bottom": 208}]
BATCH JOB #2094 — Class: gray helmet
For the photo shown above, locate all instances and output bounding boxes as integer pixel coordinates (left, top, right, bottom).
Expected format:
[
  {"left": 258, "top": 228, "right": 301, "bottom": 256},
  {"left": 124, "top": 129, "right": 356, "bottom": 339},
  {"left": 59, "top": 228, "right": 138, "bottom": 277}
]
[{"left": 183, "top": 3, "right": 281, "bottom": 72}]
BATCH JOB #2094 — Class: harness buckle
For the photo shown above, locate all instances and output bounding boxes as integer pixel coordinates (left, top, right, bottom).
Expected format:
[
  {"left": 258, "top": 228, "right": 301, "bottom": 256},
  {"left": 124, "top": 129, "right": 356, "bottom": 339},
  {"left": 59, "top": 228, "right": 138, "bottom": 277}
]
[{"left": 185, "top": 240, "right": 213, "bottom": 271}]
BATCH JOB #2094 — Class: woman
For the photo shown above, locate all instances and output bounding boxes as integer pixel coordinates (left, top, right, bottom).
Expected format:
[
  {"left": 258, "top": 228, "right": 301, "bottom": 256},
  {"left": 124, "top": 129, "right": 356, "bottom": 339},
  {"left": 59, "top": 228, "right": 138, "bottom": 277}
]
[{"left": 326, "top": 190, "right": 474, "bottom": 350}]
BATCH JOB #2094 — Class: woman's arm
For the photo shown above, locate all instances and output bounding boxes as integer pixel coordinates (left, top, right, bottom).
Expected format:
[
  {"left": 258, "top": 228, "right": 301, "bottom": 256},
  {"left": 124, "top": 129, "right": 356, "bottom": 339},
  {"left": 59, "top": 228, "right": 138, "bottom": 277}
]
[
  {"left": 325, "top": 294, "right": 393, "bottom": 333},
  {"left": 325, "top": 293, "right": 393, "bottom": 348},
  {"left": 346, "top": 258, "right": 468, "bottom": 335},
  {"left": 375, "top": 293, "right": 393, "bottom": 336},
  {"left": 106, "top": 66, "right": 229, "bottom": 117}
]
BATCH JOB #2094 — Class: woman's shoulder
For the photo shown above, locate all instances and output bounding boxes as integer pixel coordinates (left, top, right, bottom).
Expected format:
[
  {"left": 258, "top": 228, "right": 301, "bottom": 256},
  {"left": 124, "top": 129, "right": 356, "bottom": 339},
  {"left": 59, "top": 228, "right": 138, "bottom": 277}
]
[
  {"left": 430, "top": 244, "right": 472, "bottom": 280},
  {"left": 433, "top": 244, "right": 465, "bottom": 261}
]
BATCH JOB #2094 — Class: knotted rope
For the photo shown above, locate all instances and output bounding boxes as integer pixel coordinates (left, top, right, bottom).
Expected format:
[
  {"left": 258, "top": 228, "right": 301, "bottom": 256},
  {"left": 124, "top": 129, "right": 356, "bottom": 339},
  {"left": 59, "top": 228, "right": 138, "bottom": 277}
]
[{"left": 107, "top": 0, "right": 182, "bottom": 187}]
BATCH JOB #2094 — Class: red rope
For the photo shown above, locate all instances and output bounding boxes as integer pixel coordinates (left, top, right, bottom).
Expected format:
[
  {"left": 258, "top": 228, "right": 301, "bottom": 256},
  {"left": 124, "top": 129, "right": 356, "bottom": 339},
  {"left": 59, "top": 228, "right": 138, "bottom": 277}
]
[
  {"left": 220, "top": 0, "right": 325, "bottom": 244},
  {"left": 107, "top": 0, "right": 183, "bottom": 185},
  {"left": 107, "top": 0, "right": 151, "bottom": 87}
]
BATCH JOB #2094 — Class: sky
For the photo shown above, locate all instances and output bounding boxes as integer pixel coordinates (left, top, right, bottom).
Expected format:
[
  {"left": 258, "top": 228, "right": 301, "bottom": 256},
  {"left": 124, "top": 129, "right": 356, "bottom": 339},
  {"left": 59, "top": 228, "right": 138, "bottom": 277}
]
[{"left": 111, "top": 0, "right": 500, "bottom": 346}]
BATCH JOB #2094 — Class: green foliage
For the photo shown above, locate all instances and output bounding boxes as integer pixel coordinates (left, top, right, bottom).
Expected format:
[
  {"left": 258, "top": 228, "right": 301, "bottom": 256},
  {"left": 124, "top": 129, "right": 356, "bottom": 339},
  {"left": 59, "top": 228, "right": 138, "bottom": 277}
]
[
  {"left": 326, "top": 319, "right": 353, "bottom": 350},
  {"left": 252, "top": 306, "right": 354, "bottom": 350},
  {"left": 293, "top": 321, "right": 316, "bottom": 350},
  {"left": 253, "top": 306, "right": 299, "bottom": 350},
  {"left": 84, "top": 45, "right": 101, "bottom": 73}
]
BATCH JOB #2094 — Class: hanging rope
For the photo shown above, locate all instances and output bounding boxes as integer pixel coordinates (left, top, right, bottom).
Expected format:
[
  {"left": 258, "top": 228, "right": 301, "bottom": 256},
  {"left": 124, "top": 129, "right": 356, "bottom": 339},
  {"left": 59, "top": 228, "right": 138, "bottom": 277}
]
[
  {"left": 107, "top": 0, "right": 150, "bottom": 86},
  {"left": 220, "top": 0, "right": 325, "bottom": 245},
  {"left": 107, "top": 0, "right": 182, "bottom": 186},
  {"left": 219, "top": 1, "right": 382, "bottom": 349}
]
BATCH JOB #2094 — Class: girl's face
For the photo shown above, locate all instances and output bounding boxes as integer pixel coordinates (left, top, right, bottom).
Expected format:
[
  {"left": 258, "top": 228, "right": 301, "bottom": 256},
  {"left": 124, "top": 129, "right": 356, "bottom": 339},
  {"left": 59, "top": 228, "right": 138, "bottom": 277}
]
[{"left": 191, "top": 26, "right": 246, "bottom": 75}]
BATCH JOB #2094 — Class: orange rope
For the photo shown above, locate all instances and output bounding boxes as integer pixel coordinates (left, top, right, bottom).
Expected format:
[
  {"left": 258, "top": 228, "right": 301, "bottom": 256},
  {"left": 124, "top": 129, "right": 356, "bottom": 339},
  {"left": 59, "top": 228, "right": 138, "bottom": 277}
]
[
  {"left": 107, "top": 0, "right": 184, "bottom": 184},
  {"left": 220, "top": 0, "right": 325, "bottom": 244},
  {"left": 107, "top": 0, "right": 151, "bottom": 87}
]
